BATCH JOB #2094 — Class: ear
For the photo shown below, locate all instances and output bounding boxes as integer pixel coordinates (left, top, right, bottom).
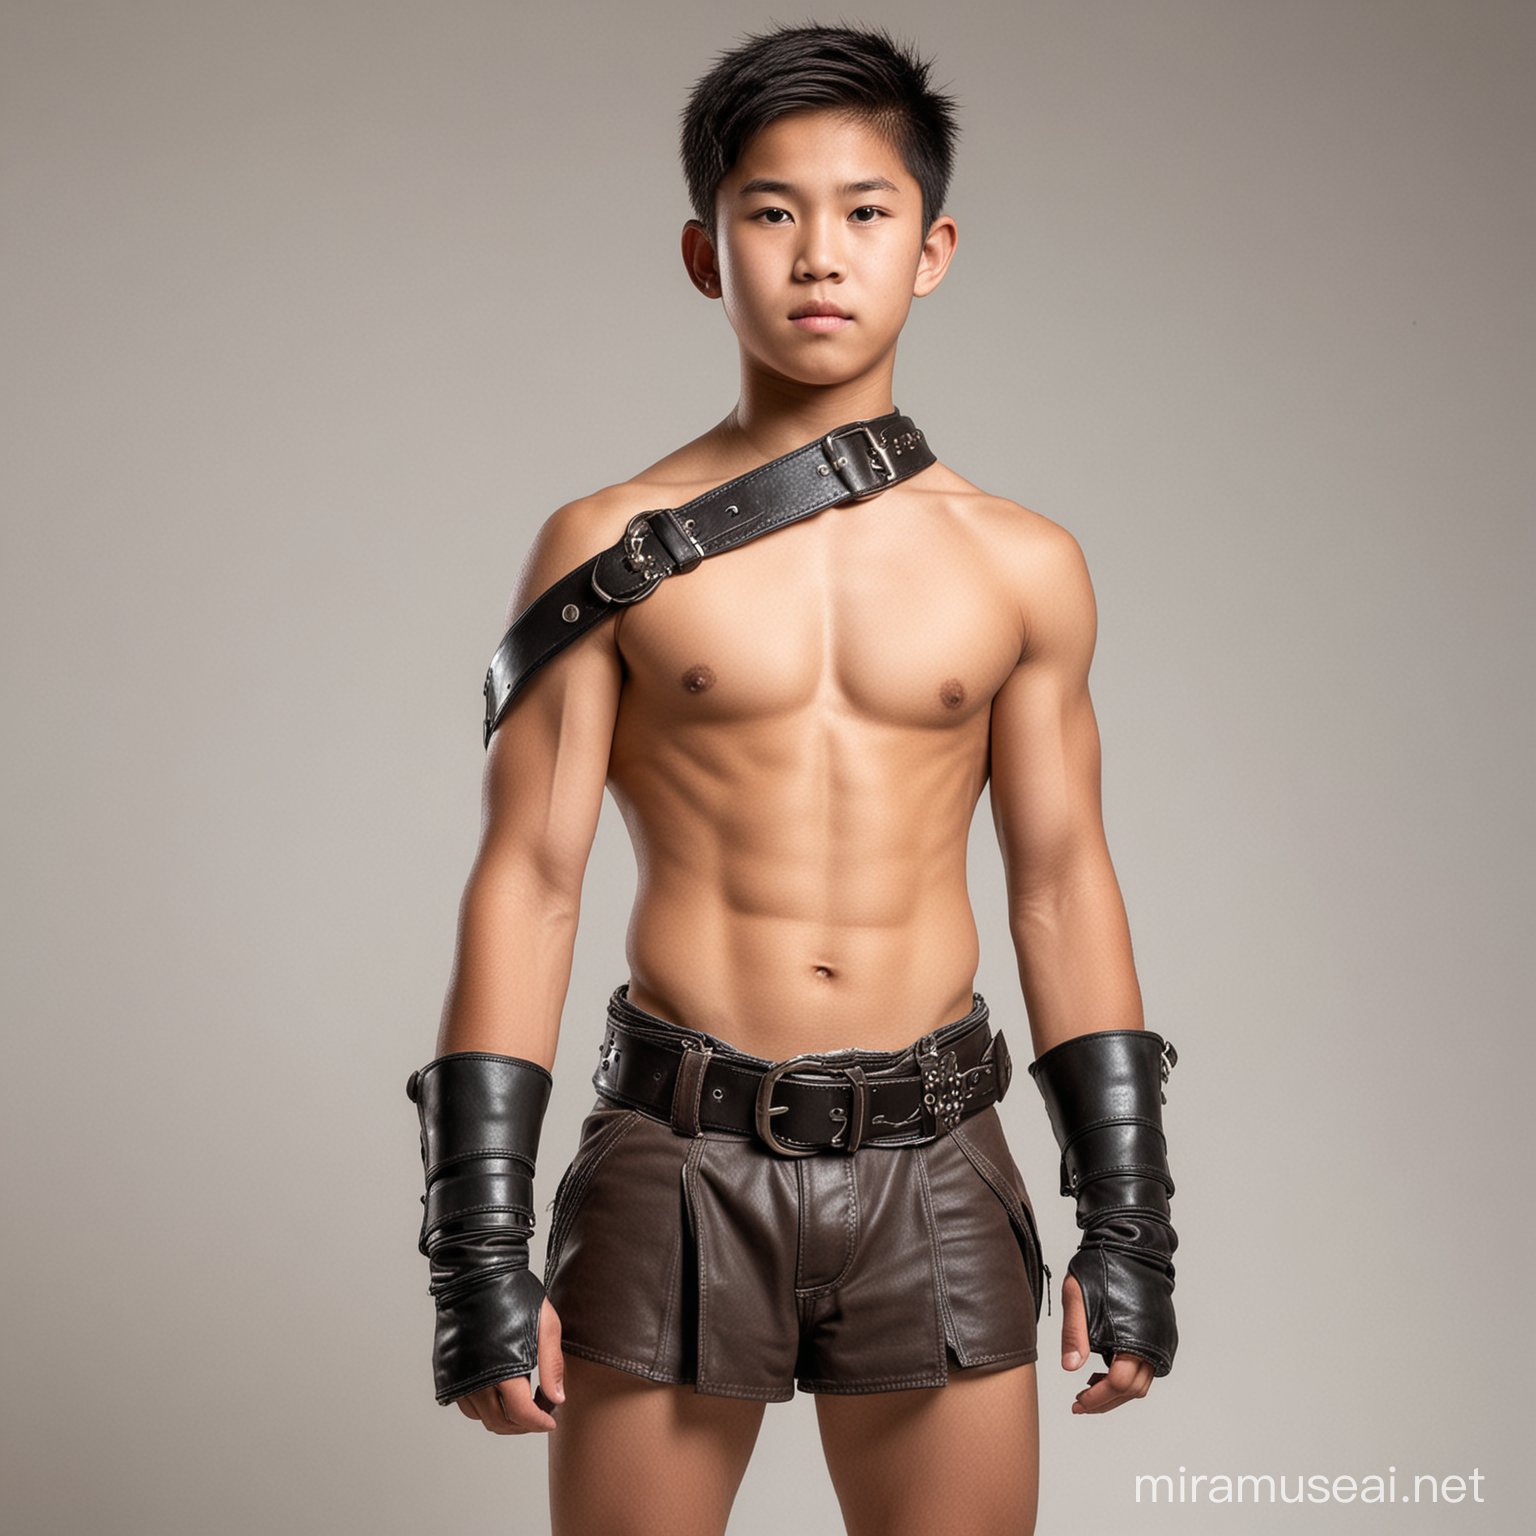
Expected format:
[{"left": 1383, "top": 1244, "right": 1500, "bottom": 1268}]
[
  {"left": 682, "top": 219, "right": 722, "bottom": 298},
  {"left": 913, "top": 215, "right": 958, "bottom": 298}
]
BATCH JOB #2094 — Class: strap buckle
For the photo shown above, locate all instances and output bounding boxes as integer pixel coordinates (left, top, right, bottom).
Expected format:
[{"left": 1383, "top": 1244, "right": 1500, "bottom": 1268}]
[
  {"left": 822, "top": 423, "right": 895, "bottom": 494},
  {"left": 754, "top": 1054, "right": 871, "bottom": 1157},
  {"left": 591, "top": 515, "right": 667, "bottom": 605}
]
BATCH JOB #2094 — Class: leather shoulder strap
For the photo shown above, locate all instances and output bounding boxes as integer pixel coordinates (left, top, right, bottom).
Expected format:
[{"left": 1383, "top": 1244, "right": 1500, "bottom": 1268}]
[{"left": 481, "top": 411, "right": 934, "bottom": 745}]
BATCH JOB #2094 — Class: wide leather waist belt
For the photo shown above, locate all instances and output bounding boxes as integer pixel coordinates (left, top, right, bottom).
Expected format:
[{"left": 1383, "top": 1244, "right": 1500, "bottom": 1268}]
[{"left": 592, "top": 988, "right": 1012, "bottom": 1155}]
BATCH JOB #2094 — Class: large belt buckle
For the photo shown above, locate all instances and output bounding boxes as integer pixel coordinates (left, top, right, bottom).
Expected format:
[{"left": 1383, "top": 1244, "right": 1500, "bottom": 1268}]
[{"left": 755, "top": 1054, "right": 869, "bottom": 1157}]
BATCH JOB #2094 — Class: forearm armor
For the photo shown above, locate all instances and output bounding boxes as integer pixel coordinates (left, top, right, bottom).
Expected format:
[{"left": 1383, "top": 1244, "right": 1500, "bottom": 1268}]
[
  {"left": 1029, "top": 1029, "right": 1179, "bottom": 1377},
  {"left": 407, "top": 1052, "right": 551, "bottom": 1404}
]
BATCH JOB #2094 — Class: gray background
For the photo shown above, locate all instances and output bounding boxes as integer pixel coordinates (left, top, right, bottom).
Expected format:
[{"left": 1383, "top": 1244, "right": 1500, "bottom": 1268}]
[{"left": 3, "top": 0, "right": 1531, "bottom": 1532}]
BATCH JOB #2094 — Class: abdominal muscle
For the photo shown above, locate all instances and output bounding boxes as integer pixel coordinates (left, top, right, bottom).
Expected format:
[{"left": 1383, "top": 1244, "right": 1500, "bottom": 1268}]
[{"left": 608, "top": 700, "right": 991, "bottom": 1061}]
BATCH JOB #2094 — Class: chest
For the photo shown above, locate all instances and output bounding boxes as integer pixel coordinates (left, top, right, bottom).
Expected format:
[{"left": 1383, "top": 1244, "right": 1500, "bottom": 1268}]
[{"left": 613, "top": 499, "right": 1024, "bottom": 729}]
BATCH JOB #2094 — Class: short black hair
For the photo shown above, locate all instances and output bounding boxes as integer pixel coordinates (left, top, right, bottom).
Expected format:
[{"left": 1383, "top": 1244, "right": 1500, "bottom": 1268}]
[{"left": 680, "top": 23, "right": 959, "bottom": 235}]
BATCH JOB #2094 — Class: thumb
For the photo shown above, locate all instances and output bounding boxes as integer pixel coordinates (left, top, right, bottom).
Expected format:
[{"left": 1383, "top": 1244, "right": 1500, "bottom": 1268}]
[
  {"left": 1060, "top": 1273, "right": 1089, "bottom": 1372},
  {"left": 538, "top": 1296, "right": 566, "bottom": 1407}
]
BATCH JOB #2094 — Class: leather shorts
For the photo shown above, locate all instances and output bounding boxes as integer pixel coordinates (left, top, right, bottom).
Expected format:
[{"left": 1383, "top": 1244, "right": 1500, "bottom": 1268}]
[{"left": 543, "top": 994, "right": 1045, "bottom": 1400}]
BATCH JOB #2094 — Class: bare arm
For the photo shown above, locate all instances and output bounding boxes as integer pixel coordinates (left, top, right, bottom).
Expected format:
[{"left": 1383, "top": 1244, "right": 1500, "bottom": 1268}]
[
  {"left": 989, "top": 521, "right": 1158, "bottom": 1414},
  {"left": 988, "top": 524, "right": 1143, "bottom": 1057},
  {"left": 436, "top": 496, "right": 627, "bottom": 1067}
]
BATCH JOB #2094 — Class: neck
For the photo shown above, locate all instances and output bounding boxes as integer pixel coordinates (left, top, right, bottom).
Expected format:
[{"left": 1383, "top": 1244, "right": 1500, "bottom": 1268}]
[{"left": 721, "top": 362, "right": 899, "bottom": 462}]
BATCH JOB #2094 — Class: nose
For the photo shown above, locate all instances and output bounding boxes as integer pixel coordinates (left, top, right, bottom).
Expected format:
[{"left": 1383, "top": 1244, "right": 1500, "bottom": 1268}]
[{"left": 794, "top": 213, "right": 844, "bottom": 282}]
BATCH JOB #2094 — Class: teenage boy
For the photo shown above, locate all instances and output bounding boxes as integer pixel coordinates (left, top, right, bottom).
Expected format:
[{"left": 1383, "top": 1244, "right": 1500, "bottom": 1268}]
[{"left": 409, "top": 24, "right": 1179, "bottom": 1536}]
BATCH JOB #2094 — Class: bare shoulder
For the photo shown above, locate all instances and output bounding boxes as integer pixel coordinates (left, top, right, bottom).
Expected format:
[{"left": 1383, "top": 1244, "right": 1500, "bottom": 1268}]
[
  {"left": 922, "top": 464, "right": 1096, "bottom": 646},
  {"left": 928, "top": 464, "right": 1085, "bottom": 561}
]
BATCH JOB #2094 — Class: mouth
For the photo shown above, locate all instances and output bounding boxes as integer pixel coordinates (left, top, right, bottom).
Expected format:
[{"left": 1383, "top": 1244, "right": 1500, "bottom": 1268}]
[{"left": 790, "top": 301, "right": 852, "bottom": 331}]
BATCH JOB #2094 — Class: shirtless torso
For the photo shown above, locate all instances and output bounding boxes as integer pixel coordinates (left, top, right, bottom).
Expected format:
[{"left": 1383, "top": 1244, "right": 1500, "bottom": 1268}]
[
  {"left": 442, "top": 433, "right": 1141, "bottom": 1066},
  {"left": 615, "top": 450, "right": 1052, "bottom": 1055}
]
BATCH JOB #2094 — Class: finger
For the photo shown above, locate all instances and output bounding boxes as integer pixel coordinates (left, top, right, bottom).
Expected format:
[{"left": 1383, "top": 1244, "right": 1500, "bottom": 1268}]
[
  {"left": 1075, "top": 1370, "right": 1148, "bottom": 1413},
  {"left": 493, "top": 1375, "right": 559, "bottom": 1435},
  {"left": 1071, "top": 1354, "right": 1154, "bottom": 1415},
  {"left": 464, "top": 1382, "right": 522, "bottom": 1436},
  {"left": 454, "top": 1385, "right": 506, "bottom": 1432},
  {"left": 1083, "top": 1359, "right": 1153, "bottom": 1414},
  {"left": 537, "top": 1297, "right": 566, "bottom": 1408},
  {"left": 454, "top": 1378, "right": 555, "bottom": 1436},
  {"left": 460, "top": 1383, "right": 517, "bottom": 1434},
  {"left": 1059, "top": 1273, "right": 1089, "bottom": 1372}
]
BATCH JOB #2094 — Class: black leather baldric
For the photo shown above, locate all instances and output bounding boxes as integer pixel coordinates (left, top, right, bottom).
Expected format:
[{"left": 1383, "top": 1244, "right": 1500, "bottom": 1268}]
[
  {"left": 593, "top": 988, "right": 1011, "bottom": 1156},
  {"left": 482, "top": 411, "right": 935, "bottom": 744}
]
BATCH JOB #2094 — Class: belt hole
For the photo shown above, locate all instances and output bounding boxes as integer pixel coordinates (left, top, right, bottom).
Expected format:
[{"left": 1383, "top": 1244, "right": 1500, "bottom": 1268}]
[{"left": 711, "top": 1087, "right": 724, "bottom": 1101}]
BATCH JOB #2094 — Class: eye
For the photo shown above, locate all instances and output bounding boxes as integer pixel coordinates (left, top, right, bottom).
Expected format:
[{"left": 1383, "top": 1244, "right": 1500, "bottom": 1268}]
[
  {"left": 849, "top": 206, "right": 887, "bottom": 223},
  {"left": 752, "top": 207, "right": 793, "bottom": 225}
]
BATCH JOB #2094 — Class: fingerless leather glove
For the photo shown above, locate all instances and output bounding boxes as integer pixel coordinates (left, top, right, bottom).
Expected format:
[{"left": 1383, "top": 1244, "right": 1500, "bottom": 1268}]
[
  {"left": 1028, "top": 1030, "right": 1179, "bottom": 1377},
  {"left": 407, "top": 1052, "right": 551, "bottom": 1405}
]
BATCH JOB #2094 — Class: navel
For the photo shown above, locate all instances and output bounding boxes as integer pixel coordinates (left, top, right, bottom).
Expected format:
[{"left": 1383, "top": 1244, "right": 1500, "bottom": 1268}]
[
  {"left": 939, "top": 677, "right": 966, "bottom": 710},
  {"left": 681, "top": 664, "right": 716, "bottom": 694},
  {"left": 812, "top": 965, "right": 836, "bottom": 981}
]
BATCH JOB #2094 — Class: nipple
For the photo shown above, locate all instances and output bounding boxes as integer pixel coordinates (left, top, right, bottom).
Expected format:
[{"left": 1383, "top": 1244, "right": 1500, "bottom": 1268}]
[
  {"left": 939, "top": 678, "right": 966, "bottom": 710},
  {"left": 682, "top": 665, "right": 716, "bottom": 694}
]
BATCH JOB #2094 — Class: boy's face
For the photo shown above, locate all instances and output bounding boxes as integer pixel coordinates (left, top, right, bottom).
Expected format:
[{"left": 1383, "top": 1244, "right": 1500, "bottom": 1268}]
[{"left": 684, "top": 110, "right": 956, "bottom": 392}]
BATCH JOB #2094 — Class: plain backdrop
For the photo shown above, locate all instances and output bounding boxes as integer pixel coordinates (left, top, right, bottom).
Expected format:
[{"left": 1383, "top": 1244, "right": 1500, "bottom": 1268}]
[{"left": 2, "top": 1, "right": 1532, "bottom": 1532}]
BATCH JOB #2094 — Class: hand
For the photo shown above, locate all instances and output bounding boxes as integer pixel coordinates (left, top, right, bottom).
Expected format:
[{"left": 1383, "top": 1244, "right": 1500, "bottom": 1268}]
[
  {"left": 455, "top": 1298, "right": 566, "bottom": 1434},
  {"left": 1060, "top": 1274, "right": 1155, "bottom": 1415}
]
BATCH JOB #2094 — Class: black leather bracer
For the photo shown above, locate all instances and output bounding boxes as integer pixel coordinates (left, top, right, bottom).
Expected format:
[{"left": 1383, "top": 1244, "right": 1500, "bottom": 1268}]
[
  {"left": 407, "top": 1052, "right": 551, "bottom": 1405},
  {"left": 1028, "top": 1030, "right": 1179, "bottom": 1377}
]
